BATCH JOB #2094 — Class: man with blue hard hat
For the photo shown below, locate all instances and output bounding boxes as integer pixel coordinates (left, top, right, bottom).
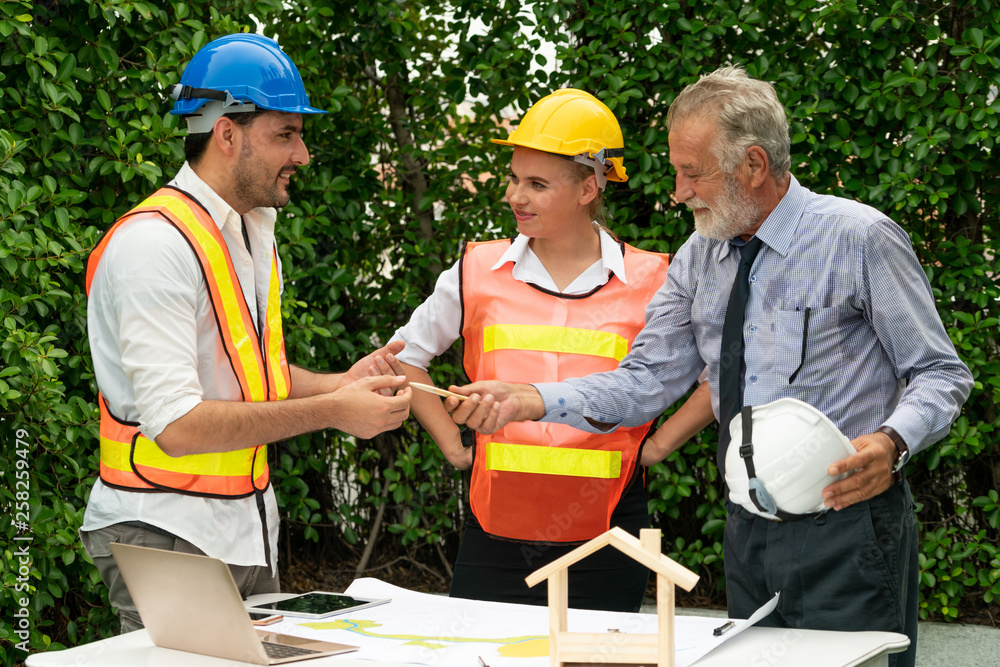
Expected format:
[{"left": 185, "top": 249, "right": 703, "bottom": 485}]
[{"left": 81, "top": 33, "right": 412, "bottom": 633}]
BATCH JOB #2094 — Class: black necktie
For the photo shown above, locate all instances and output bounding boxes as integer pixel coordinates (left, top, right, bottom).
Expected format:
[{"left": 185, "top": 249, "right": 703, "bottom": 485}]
[{"left": 717, "top": 236, "right": 763, "bottom": 474}]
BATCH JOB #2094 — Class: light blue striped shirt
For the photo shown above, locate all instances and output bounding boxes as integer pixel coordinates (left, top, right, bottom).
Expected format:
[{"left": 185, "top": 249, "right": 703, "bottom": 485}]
[{"left": 534, "top": 175, "right": 973, "bottom": 456}]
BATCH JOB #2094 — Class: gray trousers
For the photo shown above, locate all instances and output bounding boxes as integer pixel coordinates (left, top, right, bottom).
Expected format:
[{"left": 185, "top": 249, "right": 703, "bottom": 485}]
[
  {"left": 724, "top": 479, "right": 918, "bottom": 667},
  {"left": 81, "top": 522, "right": 279, "bottom": 634}
]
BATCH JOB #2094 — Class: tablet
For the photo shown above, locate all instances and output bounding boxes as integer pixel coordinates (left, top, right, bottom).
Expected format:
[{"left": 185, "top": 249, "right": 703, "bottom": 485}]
[{"left": 246, "top": 592, "right": 390, "bottom": 619}]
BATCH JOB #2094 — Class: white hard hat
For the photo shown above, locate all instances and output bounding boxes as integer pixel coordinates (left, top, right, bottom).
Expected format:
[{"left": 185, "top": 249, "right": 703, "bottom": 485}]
[{"left": 725, "top": 398, "right": 857, "bottom": 520}]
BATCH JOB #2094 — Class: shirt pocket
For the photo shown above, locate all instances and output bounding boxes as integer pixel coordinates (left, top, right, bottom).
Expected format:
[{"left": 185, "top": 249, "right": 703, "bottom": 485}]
[{"left": 775, "top": 305, "right": 849, "bottom": 388}]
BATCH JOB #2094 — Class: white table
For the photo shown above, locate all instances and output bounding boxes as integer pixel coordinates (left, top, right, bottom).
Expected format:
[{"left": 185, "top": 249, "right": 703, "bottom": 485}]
[
  {"left": 26, "top": 622, "right": 908, "bottom": 667},
  {"left": 683, "top": 625, "right": 908, "bottom": 666}
]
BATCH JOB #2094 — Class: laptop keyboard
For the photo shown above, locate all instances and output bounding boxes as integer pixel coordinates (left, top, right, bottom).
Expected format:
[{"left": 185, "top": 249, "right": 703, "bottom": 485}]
[{"left": 262, "top": 641, "right": 322, "bottom": 659}]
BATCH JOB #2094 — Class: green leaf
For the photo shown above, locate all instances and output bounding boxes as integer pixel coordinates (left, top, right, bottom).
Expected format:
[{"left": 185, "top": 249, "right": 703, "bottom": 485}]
[
  {"left": 7, "top": 187, "right": 23, "bottom": 210},
  {"left": 56, "top": 53, "right": 77, "bottom": 82},
  {"left": 970, "top": 28, "right": 984, "bottom": 49},
  {"left": 96, "top": 89, "right": 111, "bottom": 112},
  {"left": 843, "top": 83, "right": 859, "bottom": 104},
  {"left": 835, "top": 118, "right": 851, "bottom": 139}
]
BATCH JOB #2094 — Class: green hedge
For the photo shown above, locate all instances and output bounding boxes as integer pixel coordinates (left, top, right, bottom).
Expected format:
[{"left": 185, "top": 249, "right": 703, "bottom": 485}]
[{"left": 2, "top": 0, "right": 998, "bottom": 663}]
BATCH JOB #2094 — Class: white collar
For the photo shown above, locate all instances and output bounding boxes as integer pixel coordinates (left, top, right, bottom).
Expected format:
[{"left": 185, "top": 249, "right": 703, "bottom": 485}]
[{"left": 489, "top": 229, "right": 628, "bottom": 286}]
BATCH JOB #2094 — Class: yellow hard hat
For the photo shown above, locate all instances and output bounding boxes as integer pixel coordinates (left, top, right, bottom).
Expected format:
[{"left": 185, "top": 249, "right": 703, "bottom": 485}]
[{"left": 493, "top": 88, "right": 627, "bottom": 184}]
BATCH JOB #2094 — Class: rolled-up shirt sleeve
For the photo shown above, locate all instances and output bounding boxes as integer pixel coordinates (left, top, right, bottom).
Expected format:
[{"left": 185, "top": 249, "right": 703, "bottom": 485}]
[
  {"left": 98, "top": 219, "right": 206, "bottom": 440},
  {"left": 534, "top": 239, "right": 706, "bottom": 432}
]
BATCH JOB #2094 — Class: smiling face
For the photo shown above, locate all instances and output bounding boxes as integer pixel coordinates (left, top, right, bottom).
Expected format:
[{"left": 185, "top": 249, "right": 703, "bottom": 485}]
[
  {"left": 668, "top": 115, "right": 761, "bottom": 240},
  {"left": 504, "top": 147, "right": 594, "bottom": 240},
  {"left": 231, "top": 111, "right": 310, "bottom": 211}
]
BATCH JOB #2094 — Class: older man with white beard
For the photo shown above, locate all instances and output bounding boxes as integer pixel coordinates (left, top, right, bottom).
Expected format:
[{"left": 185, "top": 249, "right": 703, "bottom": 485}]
[{"left": 444, "top": 66, "right": 972, "bottom": 667}]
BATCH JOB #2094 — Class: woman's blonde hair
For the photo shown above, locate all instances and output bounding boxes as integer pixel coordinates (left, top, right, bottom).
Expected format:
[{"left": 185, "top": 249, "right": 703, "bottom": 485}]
[{"left": 563, "top": 159, "right": 618, "bottom": 240}]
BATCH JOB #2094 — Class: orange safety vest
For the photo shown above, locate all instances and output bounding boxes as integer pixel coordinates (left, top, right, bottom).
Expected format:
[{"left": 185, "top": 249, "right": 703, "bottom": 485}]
[
  {"left": 461, "top": 239, "right": 670, "bottom": 542},
  {"left": 85, "top": 186, "right": 291, "bottom": 498}
]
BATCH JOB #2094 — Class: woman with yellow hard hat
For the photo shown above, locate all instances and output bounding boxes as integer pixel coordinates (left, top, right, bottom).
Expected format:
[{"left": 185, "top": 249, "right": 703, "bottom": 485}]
[{"left": 389, "top": 89, "right": 713, "bottom": 611}]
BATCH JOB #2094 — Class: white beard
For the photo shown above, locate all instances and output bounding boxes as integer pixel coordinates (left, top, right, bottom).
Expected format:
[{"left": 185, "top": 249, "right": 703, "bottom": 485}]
[{"left": 688, "top": 175, "right": 762, "bottom": 240}]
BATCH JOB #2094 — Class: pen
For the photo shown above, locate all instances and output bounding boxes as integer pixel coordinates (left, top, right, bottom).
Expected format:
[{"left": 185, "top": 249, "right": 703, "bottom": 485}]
[
  {"left": 410, "top": 382, "right": 469, "bottom": 401},
  {"left": 713, "top": 620, "right": 735, "bottom": 637}
]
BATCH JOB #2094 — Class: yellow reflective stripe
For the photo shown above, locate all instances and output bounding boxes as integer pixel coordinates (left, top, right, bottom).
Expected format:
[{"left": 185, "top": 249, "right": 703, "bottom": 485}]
[
  {"left": 252, "top": 445, "right": 268, "bottom": 478},
  {"left": 147, "top": 195, "right": 266, "bottom": 402},
  {"left": 265, "top": 252, "right": 289, "bottom": 400},
  {"left": 483, "top": 324, "right": 629, "bottom": 362},
  {"left": 100, "top": 435, "right": 258, "bottom": 476},
  {"left": 484, "top": 442, "right": 622, "bottom": 479}
]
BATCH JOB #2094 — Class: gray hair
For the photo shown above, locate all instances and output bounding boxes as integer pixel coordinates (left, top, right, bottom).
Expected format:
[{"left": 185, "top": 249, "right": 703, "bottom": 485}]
[{"left": 666, "top": 66, "right": 790, "bottom": 177}]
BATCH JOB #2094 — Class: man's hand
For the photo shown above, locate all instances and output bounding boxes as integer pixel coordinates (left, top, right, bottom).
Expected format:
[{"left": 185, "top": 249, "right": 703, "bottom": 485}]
[
  {"left": 822, "top": 431, "right": 897, "bottom": 510},
  {"left": 443, "top": 381, "right": 544, "bottom": 434},
  {"left": 157, "top": 373, "right": 411, "bottom": 456},
  {"left": 330, "top": 375, "right": 411, "bottom": 439},
  {"left": 340, "top": 340, "right": 407, "bottom": 395}
]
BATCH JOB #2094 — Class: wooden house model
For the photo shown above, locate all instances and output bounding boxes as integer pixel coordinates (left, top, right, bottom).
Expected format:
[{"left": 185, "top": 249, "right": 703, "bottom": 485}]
[{"left": 525, "top": 527, "right": 699, "bottom": 667}]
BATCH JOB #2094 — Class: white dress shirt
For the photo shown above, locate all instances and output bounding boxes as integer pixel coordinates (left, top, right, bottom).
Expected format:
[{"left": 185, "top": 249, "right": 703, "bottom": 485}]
[
  {"left": 390, "top": 231, "right": 628, "bottom": 369},
  {"left": 82, "top": 163, "right": 279, "bottom": 572}
]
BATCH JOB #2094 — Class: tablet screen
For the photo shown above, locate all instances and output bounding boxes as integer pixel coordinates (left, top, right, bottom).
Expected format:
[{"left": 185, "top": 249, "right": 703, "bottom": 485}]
[{"left": 270, "top": 593, "right": 379, "bottom": 615}]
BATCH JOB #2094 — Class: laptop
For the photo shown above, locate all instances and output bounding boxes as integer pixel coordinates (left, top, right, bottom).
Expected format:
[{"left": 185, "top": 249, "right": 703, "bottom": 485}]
[{"left": 109, "top": 542, "right": 358, "bottom": 664}]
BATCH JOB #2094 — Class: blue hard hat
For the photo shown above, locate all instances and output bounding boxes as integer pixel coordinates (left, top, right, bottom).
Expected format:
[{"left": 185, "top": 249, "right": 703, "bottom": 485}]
[{"left": 169, "top": 33, "right": 326, "bottom": 116}]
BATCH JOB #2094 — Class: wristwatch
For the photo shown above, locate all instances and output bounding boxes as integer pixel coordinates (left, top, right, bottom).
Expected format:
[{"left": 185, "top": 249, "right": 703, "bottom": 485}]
[{"left": 877, "top": 425, "right": 909, "bottom": 475}]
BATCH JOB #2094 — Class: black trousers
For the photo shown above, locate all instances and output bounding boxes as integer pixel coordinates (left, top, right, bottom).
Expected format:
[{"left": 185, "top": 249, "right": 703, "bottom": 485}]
[
  {"left": 449, "top": 476, "right": 650, "bottom": 612},
  {"left": 724, "top": 479, "right": 919, "bottom": 667}
]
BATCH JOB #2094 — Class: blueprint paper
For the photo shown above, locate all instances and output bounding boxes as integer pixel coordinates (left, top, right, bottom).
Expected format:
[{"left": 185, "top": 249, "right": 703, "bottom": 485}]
[{"left": 259, "top": 578, "right": 776, "bottom": 666}]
